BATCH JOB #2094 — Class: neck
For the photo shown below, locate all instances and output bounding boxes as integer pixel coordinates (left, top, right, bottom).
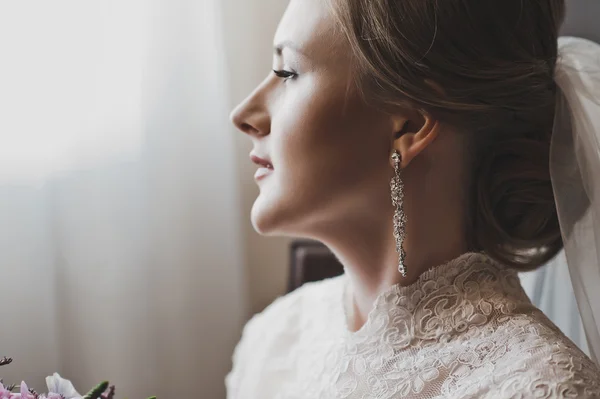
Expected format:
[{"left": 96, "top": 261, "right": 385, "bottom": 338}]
[{"left": 315, "top": 167, "right": 468, "bottom": 332}]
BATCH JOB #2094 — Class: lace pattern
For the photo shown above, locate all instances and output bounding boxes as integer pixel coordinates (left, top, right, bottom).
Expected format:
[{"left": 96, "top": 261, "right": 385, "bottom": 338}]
[{"left": 226, "top": 252, "right": 600, "bottom": 398}]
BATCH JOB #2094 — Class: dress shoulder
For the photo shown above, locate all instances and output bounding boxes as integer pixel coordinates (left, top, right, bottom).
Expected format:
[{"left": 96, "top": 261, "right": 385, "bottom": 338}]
[
  {"left": 225, "top": 275, "right": 345, "bottom": 397},
  {"left": 477, "top": 311, "right": 600, "bottom": 399},
  {"left": 255, "top": 274, "right": 345, "bottom": 326}
]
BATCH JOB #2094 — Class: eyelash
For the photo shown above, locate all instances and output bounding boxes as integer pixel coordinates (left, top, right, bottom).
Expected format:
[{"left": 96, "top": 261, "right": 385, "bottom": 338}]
[{"left": 273, "top": 69, "right": 297, "bottom": 81}]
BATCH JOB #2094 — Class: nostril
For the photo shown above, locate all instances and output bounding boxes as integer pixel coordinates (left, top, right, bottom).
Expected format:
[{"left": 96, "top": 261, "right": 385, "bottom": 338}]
[{"left": 241, "top": 123, "right": 260, "bottom": 135}]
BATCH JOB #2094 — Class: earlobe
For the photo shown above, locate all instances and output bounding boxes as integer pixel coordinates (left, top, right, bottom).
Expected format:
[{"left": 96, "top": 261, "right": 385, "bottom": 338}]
[{"left": 391, "top": 112, "right": 439, "bottom": 168}]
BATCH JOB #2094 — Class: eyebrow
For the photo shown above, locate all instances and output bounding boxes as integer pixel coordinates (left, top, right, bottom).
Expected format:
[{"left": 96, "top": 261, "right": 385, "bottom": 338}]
[{"left": 274, "top": 40, "right": 306, "bottom": 57}]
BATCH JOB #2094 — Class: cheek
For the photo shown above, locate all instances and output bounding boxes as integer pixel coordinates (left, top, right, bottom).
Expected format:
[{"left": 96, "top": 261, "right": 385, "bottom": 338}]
[
  {"left": 274, "top": 96, "right": 347, "bottom": 188},
  {"left": 273, "top": 88, "right": 390, "bottom": 204}
]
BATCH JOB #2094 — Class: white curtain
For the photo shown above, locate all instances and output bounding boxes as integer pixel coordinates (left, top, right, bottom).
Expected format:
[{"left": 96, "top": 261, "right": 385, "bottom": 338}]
[{"left": 0, "top": 1, "right": 247, "bottom": 398}]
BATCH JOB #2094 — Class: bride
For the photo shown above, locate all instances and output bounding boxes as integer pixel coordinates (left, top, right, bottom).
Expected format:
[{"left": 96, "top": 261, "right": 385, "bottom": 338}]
[{"left": 226, "top": 0, "right": 600, "bottom": 397}]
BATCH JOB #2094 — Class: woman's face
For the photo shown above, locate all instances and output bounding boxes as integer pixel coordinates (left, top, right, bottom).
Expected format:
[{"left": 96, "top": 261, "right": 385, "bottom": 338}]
[{"left": 231, "top": 0, "right": 394, "bottom": 237}]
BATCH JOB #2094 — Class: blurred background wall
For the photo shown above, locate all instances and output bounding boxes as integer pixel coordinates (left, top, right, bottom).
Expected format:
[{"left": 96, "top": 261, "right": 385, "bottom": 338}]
[
  {"left": 562, "top": 0, "right": 600, "bottom": 43},
  {"left": 0, "top": 1, "right": 598, "bottom": 398}
]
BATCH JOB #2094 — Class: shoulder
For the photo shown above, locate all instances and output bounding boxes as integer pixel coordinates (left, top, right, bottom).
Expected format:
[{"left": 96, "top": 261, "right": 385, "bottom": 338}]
[
  {"left": 488, "top": 345, "right": 600, "bottom": 398},
  {"left": 248, "top": 274, "right": 346, "bottom": 335},
  {"left": 482, "top": 312, "right": 600, "bottom": 398},
  {"left": 225, "top": 275, "right": 345, "bottom": 394},
  {"left": 230, "top": 274, "right": 345, "bottom": 361}
]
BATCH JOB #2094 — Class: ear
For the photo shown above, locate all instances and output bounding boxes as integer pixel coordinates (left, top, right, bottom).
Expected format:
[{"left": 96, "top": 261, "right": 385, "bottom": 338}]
[{"left": 390, "top": 110, "right": 440, "bottom": 168}]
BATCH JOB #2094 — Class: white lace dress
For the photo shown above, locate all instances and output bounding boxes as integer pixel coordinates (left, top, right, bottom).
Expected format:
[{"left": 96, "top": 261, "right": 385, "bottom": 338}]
[{"left": 225, "top": 252, "right": 600, "bottom": 398}]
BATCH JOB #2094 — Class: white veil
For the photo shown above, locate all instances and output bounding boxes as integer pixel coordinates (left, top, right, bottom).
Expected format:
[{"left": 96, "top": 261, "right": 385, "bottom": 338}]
[{"left": 550, "top": 36, "right": 600, "bottom": 366}]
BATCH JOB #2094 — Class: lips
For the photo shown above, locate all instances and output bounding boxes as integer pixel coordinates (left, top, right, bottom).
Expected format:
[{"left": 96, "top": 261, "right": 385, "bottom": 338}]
[
  {"left": 250, "top": 154, "right": 273, "bottom": 169},
  {"left": 250, "top": 153, "right": 273, "bottom": 181}
]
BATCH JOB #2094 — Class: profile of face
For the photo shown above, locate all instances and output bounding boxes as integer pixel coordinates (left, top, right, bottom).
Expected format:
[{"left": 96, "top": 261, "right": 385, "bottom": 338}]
[{"left": 231, "top": 0, "right": 400, "bottom": 239}]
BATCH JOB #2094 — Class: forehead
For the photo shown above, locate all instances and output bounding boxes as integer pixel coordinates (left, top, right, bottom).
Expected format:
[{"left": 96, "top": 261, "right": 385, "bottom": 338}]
[{"left": 274, "top": 0, "right": 349, "bottom": 65}]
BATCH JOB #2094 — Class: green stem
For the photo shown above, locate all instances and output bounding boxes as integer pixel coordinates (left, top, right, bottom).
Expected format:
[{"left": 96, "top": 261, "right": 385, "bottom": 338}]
[{"left": 83, "top": 381, "right": 109, "bottom": 399}]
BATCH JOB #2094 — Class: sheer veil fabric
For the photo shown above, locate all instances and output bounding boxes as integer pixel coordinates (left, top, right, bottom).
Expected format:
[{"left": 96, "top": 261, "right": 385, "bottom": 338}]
[{"left": 551, "top": 36, "right": 600, "bottom": 366}]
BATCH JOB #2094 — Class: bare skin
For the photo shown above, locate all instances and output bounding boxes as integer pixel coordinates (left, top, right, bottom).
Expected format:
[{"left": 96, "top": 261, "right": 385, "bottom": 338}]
[{"left": 230, "top": 0, "right": 470, "bottom": 332}]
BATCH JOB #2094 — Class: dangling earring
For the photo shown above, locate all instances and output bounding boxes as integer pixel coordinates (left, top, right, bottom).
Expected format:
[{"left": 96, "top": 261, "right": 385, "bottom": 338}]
[{"left": 390, "top": 150, "right": 407, "bottom": 277}]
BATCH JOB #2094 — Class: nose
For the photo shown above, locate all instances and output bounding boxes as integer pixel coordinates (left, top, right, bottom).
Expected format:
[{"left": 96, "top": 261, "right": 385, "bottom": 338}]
[{"left": 230, "top": 85, "right": 270, "bottom": 138}]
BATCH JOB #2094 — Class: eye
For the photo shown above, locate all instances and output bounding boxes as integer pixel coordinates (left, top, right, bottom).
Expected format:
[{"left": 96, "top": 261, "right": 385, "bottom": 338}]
[{"left": 272, "top": 69, "right": 297, "bottom": 81}]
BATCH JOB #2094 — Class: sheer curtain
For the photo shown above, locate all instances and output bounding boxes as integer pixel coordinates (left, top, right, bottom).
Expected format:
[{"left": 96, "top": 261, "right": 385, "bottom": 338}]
[{"left": 0, "top": 1, "right": 247, "bottom": 398}]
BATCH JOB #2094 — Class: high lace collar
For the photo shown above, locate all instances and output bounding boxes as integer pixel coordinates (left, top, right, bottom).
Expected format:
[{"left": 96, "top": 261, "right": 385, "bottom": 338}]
[{"left": 342, "top": 251, "right": 524, "bottom": 338}]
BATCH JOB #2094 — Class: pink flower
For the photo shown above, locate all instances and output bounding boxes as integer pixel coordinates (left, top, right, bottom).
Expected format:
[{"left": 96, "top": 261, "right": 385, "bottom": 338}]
[
  {"left": 0, "top": 383, "right": 12, "bottom": 399},
  {"left": 8, "top": 381, "right": 35, "bottom": 399}
]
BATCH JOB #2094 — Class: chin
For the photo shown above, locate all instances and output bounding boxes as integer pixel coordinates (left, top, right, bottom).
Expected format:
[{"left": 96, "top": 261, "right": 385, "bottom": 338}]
[
  {"left": 250, "top": 196, "right": 282, "bottom": 235},
  {"left": 250, "top": 193, "right": 304, "bottom": 237}
]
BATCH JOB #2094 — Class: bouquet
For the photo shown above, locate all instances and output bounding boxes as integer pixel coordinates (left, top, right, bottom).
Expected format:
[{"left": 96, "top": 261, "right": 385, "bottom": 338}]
[{"left": 0, "top": 357, "right": 156, "bottom": 399}]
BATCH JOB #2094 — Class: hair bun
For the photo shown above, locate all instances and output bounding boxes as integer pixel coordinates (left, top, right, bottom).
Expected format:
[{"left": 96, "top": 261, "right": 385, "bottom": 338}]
[{"left": 472, "top": 136, "right": 562, "bottom": 270}]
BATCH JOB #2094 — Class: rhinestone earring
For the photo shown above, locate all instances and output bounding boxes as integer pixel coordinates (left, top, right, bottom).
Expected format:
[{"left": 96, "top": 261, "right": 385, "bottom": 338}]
[{"left": 390, "top": 150, "right": 407, "bottom": 277}]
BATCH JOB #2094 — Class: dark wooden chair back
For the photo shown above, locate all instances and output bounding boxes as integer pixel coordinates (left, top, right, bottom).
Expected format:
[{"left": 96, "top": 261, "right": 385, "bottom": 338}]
[{"left": 288, "top": 240, "right": 345, "bottom": 293}]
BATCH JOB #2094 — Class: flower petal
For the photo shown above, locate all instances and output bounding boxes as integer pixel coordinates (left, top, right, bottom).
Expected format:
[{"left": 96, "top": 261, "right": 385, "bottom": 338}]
[
  {"left": 20, "top": 381, "right": 31, "bottom": 399},
  {"left": 45, "top": 373, "right": 81, "bottom": 398},
  {"left": 0, "top": 382, "right": 14, "bottom": 399}
]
